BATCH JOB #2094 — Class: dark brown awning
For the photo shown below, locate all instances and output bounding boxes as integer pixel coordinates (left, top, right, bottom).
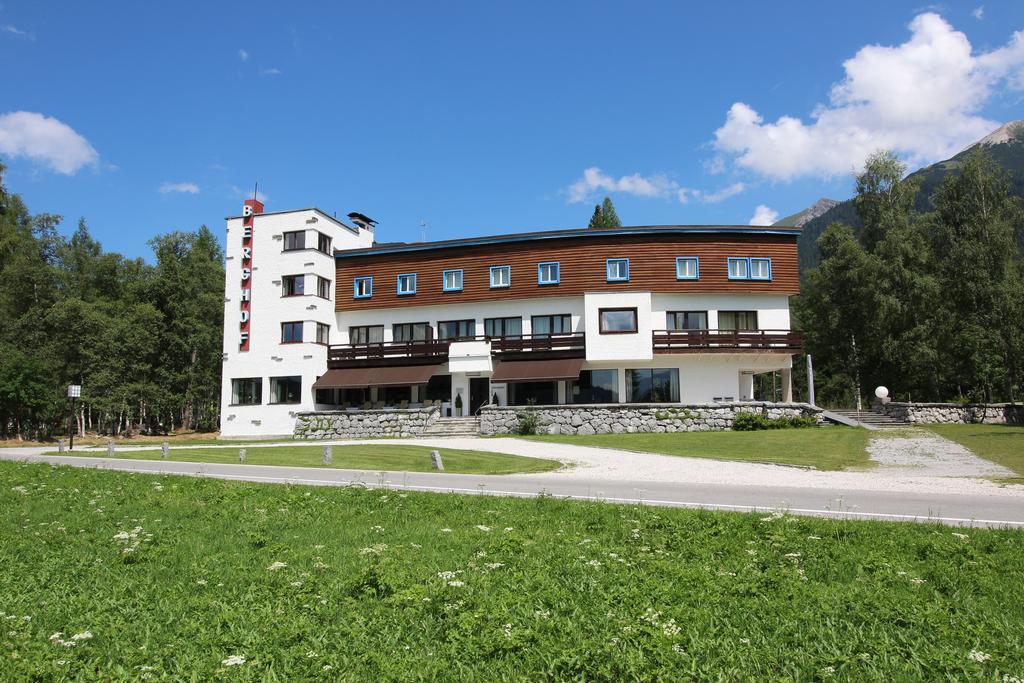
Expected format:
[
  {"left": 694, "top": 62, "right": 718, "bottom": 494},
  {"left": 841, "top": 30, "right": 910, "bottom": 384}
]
[
  {"left": 313, "top": 364, "right": 439, "bottom": 389},
  {"left": 490, "top": 358, "right": 584, "bottom": 382}
]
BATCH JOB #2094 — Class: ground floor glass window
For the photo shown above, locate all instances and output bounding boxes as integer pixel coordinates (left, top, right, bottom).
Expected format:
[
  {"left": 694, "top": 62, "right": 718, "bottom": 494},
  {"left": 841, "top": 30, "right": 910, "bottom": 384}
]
[
  {"left": 508, "top": 381, "right": 557, "bottom": 406},
  {"left": 424, "top": 375, "right": 452, "bottom": 403},
  {"left": 231, "top": 378, "right": 262, "bottom": 405},
  {"left": 269, "top": 376, "right": 302, "bottom": 404},
  {"left": 569, "top": 370, "right": 618, "bottom": 404},
  {"left": 383, "top": 386, "right": 412, "bottom": 404},
  {"left": 625, "top": 368, "right": 679, "bottom": 403}
]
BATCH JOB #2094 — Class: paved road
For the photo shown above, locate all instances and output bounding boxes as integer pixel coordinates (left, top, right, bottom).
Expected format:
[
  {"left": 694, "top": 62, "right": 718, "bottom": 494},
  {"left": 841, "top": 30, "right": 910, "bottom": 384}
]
[{"left": 2, "top": 449, "right": 1022, "bottom": 529}]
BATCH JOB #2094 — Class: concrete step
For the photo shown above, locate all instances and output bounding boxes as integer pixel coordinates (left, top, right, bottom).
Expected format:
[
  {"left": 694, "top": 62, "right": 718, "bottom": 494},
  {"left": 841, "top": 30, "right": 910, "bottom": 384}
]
[
  {"left": 421, "top": 417, "right": 481, "bottom": 438},
  {"left": 827, "top": 410, "right": 909, "bottom": 428}
]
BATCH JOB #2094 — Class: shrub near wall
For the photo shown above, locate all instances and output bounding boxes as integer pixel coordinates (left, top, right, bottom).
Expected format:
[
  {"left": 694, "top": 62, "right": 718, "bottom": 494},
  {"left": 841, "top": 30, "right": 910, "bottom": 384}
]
[
  {"left": 479, "top": 403, "right": 822, "bottom": 436},
  {"left": 293, "top": 407, "right": 439, "bottom": 439},
  {"left": 875, "top": 402, "right": 1024, "bottom": 425}
]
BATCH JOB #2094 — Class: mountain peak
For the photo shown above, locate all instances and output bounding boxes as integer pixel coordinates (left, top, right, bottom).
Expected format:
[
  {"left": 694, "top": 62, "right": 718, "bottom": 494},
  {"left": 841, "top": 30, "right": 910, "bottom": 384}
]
[
  {"left": 967, "top": 120, "right": 1024, "bottom": 151},
  {"left": 773, "top": 197, "right": 841, "bottom": 227}
]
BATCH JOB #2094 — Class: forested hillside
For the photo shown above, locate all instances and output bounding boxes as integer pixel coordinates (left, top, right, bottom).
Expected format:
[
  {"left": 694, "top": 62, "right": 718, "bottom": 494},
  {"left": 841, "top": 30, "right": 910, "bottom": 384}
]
[
  {"left": 797, "top": 151, "right": 1024, "bottom": 406},
  {"left": 0, "top": 163, "right": 224, "bottom": 440}
]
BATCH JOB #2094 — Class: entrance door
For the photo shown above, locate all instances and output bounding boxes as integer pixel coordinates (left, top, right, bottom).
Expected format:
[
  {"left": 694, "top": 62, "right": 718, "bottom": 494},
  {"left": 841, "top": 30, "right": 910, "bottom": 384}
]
[{"left": 469, "top": 377, "right": 490, "bottom": 415}]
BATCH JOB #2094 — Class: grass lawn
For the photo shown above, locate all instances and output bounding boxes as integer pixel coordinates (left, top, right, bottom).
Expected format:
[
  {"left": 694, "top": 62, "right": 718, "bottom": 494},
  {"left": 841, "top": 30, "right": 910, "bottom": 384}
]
[
  {"left": 927, "top": 424, "right": 1024, "bottom": 483},
  {"left": 1, "top": 461, "right": 1022, "bottom": 680},
  {"left": 50, "top": 444, "right": 561, "bottom": 475},
  {"left": 523, "top": 427, "right": 872, "bottom": 471}
]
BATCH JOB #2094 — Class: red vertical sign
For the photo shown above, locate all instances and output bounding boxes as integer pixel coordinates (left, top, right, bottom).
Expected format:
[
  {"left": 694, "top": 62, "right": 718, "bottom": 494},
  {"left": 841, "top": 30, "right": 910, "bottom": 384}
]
[{"left": 239, "top": 198, "right": 264, "bottom": 351}]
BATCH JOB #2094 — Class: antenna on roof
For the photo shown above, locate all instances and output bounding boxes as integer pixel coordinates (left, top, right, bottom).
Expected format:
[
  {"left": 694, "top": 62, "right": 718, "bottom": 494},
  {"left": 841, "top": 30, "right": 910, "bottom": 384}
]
[
  {"left": 252, "top": 182, "right": 258, "bottom": 201},
  {"left": 420, "top": 220, "right": 427, "bottom": 243}
]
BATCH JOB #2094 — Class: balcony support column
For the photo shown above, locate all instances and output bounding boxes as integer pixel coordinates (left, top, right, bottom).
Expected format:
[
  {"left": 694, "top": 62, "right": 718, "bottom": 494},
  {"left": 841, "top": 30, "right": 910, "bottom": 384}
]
[{"left": 780, "top": 367, "right": 793, "bottom": 403}]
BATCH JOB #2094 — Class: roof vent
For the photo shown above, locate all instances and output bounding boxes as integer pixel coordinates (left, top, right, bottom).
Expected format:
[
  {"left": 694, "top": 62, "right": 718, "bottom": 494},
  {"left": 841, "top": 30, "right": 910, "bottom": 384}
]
[{"left": 347, "top": 212, "right": 378, "bottom": 231}]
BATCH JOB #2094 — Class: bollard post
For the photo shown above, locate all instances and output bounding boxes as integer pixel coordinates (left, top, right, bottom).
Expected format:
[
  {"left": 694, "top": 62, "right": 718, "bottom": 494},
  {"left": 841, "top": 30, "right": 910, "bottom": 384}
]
[
  {"left": 430, "top": 450, "right": 444, "bottom": 471},
  {"left": 161, "top": 442, "right": 169, "bottom": 459},
  {"left": 239, "top": 448, "right": 246, "bottom": 463},
  {"left": 106, "top": 438, "right": 115, "bottom": 458},
  {"left": 57, "top": 440, "right": 66, "bottom": 453},
  {"left": 322, "top": 445, "right": 332, "bottom": 466}
]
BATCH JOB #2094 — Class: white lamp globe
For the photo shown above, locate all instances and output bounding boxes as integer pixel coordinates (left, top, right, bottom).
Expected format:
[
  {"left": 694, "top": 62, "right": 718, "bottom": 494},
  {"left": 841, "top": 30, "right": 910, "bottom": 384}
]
[{"left": 874, "top": 386, "right": 889, "bottom": 399}]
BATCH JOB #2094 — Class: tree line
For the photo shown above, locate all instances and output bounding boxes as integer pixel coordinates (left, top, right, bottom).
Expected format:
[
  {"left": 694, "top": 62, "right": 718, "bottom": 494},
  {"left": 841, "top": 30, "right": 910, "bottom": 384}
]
[
  {"left": 0, "top": 163, "right": 224, "bottom": 440},
  {"left": 797, "top": 151, "right": 1024, "bottom": 406}
]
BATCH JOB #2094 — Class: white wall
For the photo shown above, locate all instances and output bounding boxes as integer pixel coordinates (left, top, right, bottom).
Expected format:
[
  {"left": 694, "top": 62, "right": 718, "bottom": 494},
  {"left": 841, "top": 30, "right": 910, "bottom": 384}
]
[
  {"left": 583, "top": 291, "right": 654, "bottom": 361},
  {"left": 220, "top": 208, "right": 369, "bottom": 437}
]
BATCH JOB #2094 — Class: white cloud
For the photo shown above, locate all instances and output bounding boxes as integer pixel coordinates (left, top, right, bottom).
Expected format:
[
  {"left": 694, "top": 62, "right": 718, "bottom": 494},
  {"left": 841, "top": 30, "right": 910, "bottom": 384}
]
[
  {"left": 972, "top": 6, "right": 984, "bottom": 20},
  {"left": 159, "top": 181, "right": 199, "bottom": 194},
  {"left": 238, "top": 48, "right": 249, "bottom": 62},
  {"left": 565, "top": 167, "right": 745, "bottom": 205},
  {"left": 260, "top": 67, "right": 282, "bottom": 76},
  {"left": 713, "top": 13, "right": 1024, "bottom": 181},
  {"left": 2, "top": 24, "right": 34, "bottom": 40},
  {"left": 749, "top": 205, "right": 779, "bottom": 226},
  {"left": 0, "top": 111, "right": 98, "bottom": 174}
]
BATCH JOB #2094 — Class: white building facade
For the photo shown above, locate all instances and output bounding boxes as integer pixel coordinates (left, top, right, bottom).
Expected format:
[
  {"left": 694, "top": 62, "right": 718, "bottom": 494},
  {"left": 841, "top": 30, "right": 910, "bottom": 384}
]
[{"left": 220, "top": 204, "right": 803, "bottom": 437}]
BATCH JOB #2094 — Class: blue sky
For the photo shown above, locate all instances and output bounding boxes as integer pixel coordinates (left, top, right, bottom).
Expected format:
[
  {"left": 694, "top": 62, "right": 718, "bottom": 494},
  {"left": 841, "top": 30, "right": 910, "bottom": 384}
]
[{"left": 2, "top": 1, "right": 1023, "bottom": 258}]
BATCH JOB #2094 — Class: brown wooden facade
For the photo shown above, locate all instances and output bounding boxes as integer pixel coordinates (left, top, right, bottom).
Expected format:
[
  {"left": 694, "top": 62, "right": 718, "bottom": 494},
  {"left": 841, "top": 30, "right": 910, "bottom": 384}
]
[{"left": 334, "top": 231, "right": 799, "bottom": 312}]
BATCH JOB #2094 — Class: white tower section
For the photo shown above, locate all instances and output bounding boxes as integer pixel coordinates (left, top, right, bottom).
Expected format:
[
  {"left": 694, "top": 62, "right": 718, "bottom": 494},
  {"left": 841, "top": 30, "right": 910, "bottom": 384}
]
[{"left": 219, "top": 203, "right": 373, "bottom": 437}]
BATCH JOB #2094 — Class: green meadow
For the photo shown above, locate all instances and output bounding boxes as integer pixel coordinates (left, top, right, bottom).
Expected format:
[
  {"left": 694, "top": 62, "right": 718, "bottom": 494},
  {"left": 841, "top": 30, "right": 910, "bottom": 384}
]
[{"left": 1, "top": 461, "right": 1022, "bottom": 680}]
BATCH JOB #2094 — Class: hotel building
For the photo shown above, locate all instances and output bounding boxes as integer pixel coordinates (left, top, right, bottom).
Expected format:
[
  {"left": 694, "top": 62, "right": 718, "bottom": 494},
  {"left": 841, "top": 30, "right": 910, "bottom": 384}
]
[{"left": 220, "top": 200, "right": 802, "bottom": 437}]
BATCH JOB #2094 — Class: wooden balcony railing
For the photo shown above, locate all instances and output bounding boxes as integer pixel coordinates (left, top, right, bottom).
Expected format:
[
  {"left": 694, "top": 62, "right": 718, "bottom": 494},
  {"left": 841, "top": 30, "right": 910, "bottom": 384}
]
[
  {"left": 328, "top": 339, "right": 450, "bottom": 367},
  {"left": 653, "top": 329, "right": 803, "bottom": 353},
  {"left": 488, "top": 333, "right": 586, "bottom": 357}
]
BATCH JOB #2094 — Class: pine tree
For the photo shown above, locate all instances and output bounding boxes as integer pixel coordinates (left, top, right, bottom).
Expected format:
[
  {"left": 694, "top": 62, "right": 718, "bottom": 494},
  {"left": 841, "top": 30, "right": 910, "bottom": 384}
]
[
  {"left": 600, "top": 196, "right": 622, "bottom": 228},
  {"left": 588, "top": 204, "right": 603, "bottom": 229}
]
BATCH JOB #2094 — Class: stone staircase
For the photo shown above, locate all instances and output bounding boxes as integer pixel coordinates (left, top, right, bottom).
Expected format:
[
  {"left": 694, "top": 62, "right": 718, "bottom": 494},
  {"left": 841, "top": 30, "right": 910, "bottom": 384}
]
[
  {"left": 824, "top": 409, "right": 910, "bottom": 429},
  {"left": 421, "top": 416, "right": 481, "bottom": 438}
]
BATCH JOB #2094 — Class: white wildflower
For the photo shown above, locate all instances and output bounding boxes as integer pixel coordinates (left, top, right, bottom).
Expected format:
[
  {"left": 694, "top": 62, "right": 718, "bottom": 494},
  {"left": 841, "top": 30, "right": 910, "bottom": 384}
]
[
  {"left": 358, "top": 544, "right": 388, "bottom": 556},
  {"left": 534, "top": 609, "right": 551, "bottom": 620},
  {"left": 484, "top": 562, "right": 504, "bottom": 570},
  {"left": 447, "top": 580, "right": 466, "bottom": 587},
  {"left": 71, "top": 631, "right": 92, "bottom": 641},
  {"left": 910, "top": 578, "right": 926, "bottom": 585},
  {"left": 196, "top": 579, "right": 207, "bottom": 586},
  {"left": 672, "top": 643, "right": 685, "bottom": 654},
  {"left": 821, "top": 666, "right": 836, "bottom": 676},
  {"left": 586, "top": 559, "right": 603, "bottom": 568},
  {"left": 222, "top": 654, "right": 246, "bottom": 666},
  {"left": 969, "top": 649, "right": 992, "bottom": 663},
  {"left": 440, "top": 528, "right": 452, "bottom": 533},
  {"left": 807, "top": 535, "right": 822, "bottom": 540},
  {"left": 437, "top": 571, "right": 458, "bottom": 580},
  {"left": 475, "top": 525, "right": 491, "bottom": 532},
  {"left": 952, "top": 532, "right": 970, "bottom": 540},
  {"left": 266, "top": 561, "right": 288, "bottom": 572},
  {"left": 306, "top": 650, "right": 317, "bottom": 658},
  {"left": 370, "top": 525, "right": 384, "bottom": 533},
  {"left": 11, "top": 486, "right": 28, "bottom": 495},
  {"left": 289, "top": 581, "right": 303, "bottom": 587}
]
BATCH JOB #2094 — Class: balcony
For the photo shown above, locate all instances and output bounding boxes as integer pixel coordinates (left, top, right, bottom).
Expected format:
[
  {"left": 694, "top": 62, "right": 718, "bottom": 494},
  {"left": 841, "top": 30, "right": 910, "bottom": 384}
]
[
  {"left": 653, "top": 329, "right": 803, "bottom": 353},
  {"left": 327, "top": 333, "right": 587, "bottom": 368}
]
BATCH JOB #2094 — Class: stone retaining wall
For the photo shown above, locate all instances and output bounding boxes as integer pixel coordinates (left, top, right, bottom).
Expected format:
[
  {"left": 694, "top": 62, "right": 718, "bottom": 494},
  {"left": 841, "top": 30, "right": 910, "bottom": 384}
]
[
  {"left": 479, "top": 402, "right": 823, "bottom": 436},
  {"left": 293, "top": 407, "right": 439, "bottom": 439},
  {"left": 874, "top": 402, "right": 1024, "bottom": 425}
]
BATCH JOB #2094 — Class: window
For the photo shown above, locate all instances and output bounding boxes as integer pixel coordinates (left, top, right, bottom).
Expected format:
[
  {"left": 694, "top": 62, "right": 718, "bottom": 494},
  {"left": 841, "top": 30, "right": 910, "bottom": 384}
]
[
  {"left": 437, "top": 319, "right": 475, "bottom": 340},
  {"left": 424, "top": 374, "right": 452, "bottom": 403},
  {"left": 606, "top": 258, "right": 630, "bottom": 282},
  {"left": 718, "top": 311, "right": 759, "bottom": 331},
  {"left": 490, "top": 265, "right": 511, "bottom": 288},
  {"left": 353, "top": 276, "right": 373, "bottom": 299},
  {"left": 281, "top": 321, "right": 303, "bottom": 343},
  {"left": 484, "top": 317, "right": 522, "bottom": 338},
  {"left": 397, "top": 273, "right": 417, "bottom": 296},
  {"left": 282, "top": 274, "right": 304, "bottom": 296},
  {"left": 599, "top": 308, "right": 638, "bottom": 334},
  {"left": 538, "top": 261, "right": 560, "bottom": 285},
  {"left": 569, "top": 369, "right": 619, "bottom": 404},
  {"left": 269, "top": 376, "right": 301, "bottom": 404},
  {"left": 316, "top": 323, "right": 330, "bottom": 345},
  {"left": 231, "top": 378, "right": 262, "bottom": 405},
  {"left": 283, "top": 231, "right": 306, "bottom": 251},
  {"left": 508, "top": 381, "right": 558, "bottom": 406},
  {"left": 531, "top": 314, "right": 572, "bottom": 337},
  {"left": 349, "top": 325, "right": 384, "bottom": 345},
  {"left": 443, "top": 269, "right": 464, "bottom": 292},
  {"left": 315, "top": 388, "right": 337, "bottom": 405},
  {"left": 667, "top": 311, "right": 708, "bottom": 331},
  {"left": 317, "top": 276, "right": 331, "bottom": 300},
  {"left": 317, "top": 232, "right": 331, "bottom": 255},
  {"left": 675, "top": 257, "right": 699, "bottom": 280},
  {"left": 393, "top": 322, "right": 431, "bottom": 342},
  {"left": 626, "top": 368, "right": 680, "bottom": 403},
  {"left": 750, "top": 258, "right": 772, "bottom": 280},
  {"left": 727, "top": 257, "right": 749, "bottom": 279}
]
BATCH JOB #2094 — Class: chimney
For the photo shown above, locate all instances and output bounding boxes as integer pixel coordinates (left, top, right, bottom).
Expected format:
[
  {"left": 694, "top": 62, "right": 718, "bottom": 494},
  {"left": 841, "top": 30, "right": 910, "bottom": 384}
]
[{"left": 347, "top": 212, "right": 377, "bottom": 232}]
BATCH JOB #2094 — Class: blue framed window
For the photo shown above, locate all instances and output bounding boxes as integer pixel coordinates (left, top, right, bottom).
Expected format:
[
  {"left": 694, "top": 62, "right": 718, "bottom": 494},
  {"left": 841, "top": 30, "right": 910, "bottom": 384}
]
[
  {"left": 353, "top": 276, "right": 373, "bottom": 298},
  {"left": 443, "top": 269, "right": 463, "bottom": 292},
  {"left": 675, "top": 257, "right": 699, "bottom": 280},
  {"left": 397, "top": 273, "right": 417, "bottom": 296},
  {"left": 538, "top": 261, "right": 560, "bottom": 285},
  {"left": 490, "top": 265, "right": 511, "bottom": 288},
  {"left": 749, "top": 258, "right": 772, "bottom": 280},
  {"left": 727, "top": 258, "right": 749, "bottom": 280},
  {"left": 606, "top": 258, "right": 630, "bottom": 282}
]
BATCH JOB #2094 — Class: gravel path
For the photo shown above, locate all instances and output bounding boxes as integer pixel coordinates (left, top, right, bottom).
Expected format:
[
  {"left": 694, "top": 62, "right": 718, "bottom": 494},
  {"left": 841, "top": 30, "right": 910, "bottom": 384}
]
[
  {"left": 866, "top": 428, "right": 1015, "bottom": 478},
  {"left": 55, "top": 431, "right": 1023, "bottom": 498}
]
